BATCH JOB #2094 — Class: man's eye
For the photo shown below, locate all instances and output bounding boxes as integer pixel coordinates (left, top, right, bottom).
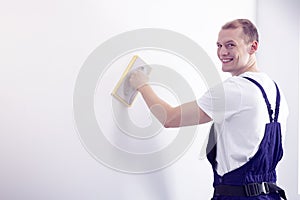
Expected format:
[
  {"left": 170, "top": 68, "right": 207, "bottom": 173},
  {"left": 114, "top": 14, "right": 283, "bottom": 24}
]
[
  {"left": 227, "top": 44, "right": 235, "bottom": 48},
  {"left": 217, "top": 44, "right": 222, "bottom": 48}
]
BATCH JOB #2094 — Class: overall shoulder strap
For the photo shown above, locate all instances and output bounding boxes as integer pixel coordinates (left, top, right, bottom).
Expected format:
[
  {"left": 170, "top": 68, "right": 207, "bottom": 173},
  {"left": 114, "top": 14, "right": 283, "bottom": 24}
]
[
  {"left": 243, "top": 77, "right": 280, "bottom": 122},
  {"left": 274, "top": 82, "right": 281, "bottom": 122}
]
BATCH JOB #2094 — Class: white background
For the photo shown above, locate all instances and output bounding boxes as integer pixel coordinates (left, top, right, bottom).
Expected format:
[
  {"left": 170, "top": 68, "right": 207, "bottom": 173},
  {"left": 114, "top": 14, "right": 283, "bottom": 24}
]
[{"left": 0, "top": 0, "right": 299, "bottom": 199}]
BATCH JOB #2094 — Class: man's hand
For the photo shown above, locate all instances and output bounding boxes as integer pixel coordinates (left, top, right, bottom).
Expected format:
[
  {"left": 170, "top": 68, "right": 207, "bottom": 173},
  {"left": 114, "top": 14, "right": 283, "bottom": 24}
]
[{"left": 129, "top": 70, "right": 149, "bottom": 91}]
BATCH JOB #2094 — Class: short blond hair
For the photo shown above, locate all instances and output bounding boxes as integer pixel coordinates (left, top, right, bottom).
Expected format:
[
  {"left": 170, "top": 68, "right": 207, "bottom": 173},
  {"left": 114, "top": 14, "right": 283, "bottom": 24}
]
[{"left": 222, "top": 19, "right": 259, "bottom": 43}]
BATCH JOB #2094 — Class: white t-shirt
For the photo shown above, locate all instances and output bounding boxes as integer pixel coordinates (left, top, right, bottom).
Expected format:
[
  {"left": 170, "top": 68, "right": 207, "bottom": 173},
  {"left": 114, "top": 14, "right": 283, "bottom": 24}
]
[{"left": 197, "top": 72, "right": 289, "bottom": 176}]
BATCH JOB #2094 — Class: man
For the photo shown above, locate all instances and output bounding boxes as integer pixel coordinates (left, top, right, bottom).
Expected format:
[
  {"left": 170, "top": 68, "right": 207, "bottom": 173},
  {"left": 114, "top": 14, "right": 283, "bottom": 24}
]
[{"left": 129, "top": 19, "right": 288, "bottom": 199}]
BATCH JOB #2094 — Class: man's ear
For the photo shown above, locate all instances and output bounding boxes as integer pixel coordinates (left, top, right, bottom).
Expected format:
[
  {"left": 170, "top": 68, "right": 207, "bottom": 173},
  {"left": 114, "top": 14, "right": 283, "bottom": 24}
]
[{"left": 249, "top": 41, "right": 258, "bottom": 54}]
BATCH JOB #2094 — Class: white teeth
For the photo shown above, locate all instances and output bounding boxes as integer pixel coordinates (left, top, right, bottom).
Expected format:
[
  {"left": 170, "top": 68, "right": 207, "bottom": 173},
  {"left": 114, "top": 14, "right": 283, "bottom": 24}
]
[{"left": 222, "top": 58, "right": 233, "bottom": 63}]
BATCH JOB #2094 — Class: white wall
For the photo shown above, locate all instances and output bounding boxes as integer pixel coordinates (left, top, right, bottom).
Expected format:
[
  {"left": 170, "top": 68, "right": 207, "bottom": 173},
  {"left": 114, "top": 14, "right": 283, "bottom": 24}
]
[
  {"left": 0, "top": 1, "right": 256, "bottom": 200},
  {"left": 256, "top": 0, "right": 300, "bottom": 199}
]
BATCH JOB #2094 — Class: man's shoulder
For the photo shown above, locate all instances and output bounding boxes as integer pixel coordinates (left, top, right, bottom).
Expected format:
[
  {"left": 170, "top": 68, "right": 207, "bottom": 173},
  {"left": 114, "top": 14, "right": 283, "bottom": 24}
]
[{"left": 223, "top": 72, "right": 272, "bottom": 88}]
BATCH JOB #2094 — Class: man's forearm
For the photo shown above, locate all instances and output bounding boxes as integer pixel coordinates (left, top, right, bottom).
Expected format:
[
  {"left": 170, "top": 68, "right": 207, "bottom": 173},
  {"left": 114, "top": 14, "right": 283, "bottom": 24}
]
[
  {"left": 138, "top": 84, "right": 173, "bottom": 127},
  {"left": 136, "top": 84, "right": 211, "bottom": 128}
]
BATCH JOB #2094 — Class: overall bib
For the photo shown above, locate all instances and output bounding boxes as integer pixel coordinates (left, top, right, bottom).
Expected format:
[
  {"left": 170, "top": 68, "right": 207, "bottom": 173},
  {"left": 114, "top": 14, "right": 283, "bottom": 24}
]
[{"left": 207, "top": 77, "right": 287, "bottom": 200}]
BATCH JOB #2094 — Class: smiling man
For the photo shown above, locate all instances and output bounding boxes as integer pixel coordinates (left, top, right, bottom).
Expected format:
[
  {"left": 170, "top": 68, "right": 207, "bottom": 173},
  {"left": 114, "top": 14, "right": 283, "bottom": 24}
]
[
  {"left": 217, "top": 22, "right": 258, "bottom": 76},
  {"left": 129, "top": 19, "right": 289, "bottom": 199}
]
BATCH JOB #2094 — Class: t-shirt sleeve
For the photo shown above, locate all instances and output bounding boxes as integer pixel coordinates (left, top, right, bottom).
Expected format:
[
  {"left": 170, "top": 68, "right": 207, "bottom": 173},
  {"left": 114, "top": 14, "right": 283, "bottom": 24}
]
[{"left": 197, "top": 79, "right": 242, "bottom": 123}]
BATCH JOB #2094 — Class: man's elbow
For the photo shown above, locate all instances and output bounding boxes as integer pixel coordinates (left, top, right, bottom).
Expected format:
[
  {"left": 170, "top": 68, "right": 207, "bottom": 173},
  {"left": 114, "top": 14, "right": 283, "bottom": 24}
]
[
  {"left": 163, "top": 122, "right": 171, "bottom": 128},
  {"left": 154, "top": 106, "right": 179, "bottom": 128},
  {"left": 163, "top": 116, "right": 179, "bottom": 128}
]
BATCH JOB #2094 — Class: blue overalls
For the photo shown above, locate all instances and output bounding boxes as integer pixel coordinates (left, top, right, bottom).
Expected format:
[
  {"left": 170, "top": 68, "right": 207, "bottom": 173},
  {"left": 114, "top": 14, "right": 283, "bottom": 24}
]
[{"left": 207, "top": 77, "right": 287, "bottom": 200}]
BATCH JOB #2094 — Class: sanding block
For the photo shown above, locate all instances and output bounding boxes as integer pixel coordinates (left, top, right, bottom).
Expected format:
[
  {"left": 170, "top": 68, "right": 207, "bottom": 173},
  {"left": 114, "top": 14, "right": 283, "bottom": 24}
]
[{"left": 111, "top": 55, "right": 151, "bottom": 106}]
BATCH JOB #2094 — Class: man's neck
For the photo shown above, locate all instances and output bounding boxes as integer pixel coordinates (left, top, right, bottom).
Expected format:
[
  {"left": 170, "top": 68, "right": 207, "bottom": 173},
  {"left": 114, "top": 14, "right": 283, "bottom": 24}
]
[{"left": 232, "top": 56, "right": 259, "bottom": 76}]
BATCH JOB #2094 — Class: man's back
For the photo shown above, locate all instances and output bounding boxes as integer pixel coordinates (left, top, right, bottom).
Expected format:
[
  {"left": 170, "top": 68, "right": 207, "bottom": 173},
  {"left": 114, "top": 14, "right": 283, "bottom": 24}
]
[{"left": 197, "top": 71, "right": 289, "bottom": 175}]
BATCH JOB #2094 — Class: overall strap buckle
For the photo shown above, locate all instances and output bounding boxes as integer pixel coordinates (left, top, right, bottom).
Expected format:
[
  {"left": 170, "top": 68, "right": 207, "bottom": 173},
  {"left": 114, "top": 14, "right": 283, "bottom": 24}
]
[{"left": 244, "top": 182, "right": 270, "bottom": 196}]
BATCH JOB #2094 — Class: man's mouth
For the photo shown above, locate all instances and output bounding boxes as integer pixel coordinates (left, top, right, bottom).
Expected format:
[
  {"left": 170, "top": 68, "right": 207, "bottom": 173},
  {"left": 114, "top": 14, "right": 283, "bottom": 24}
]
[{"left": 221, "top": 58, "right": 234, "bottom": 63}]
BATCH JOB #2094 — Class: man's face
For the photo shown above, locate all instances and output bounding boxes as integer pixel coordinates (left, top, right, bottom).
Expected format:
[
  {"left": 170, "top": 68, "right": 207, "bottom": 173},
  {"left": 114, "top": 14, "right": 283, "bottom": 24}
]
[{"left": 217, "top": 27, "right": 253, "bottom": 76}]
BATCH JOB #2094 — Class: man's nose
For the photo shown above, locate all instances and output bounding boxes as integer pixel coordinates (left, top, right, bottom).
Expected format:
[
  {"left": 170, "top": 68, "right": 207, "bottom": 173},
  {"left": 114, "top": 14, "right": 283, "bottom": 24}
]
[{"left": 219, "top": 47, "right": 229, "bottom": 56}]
